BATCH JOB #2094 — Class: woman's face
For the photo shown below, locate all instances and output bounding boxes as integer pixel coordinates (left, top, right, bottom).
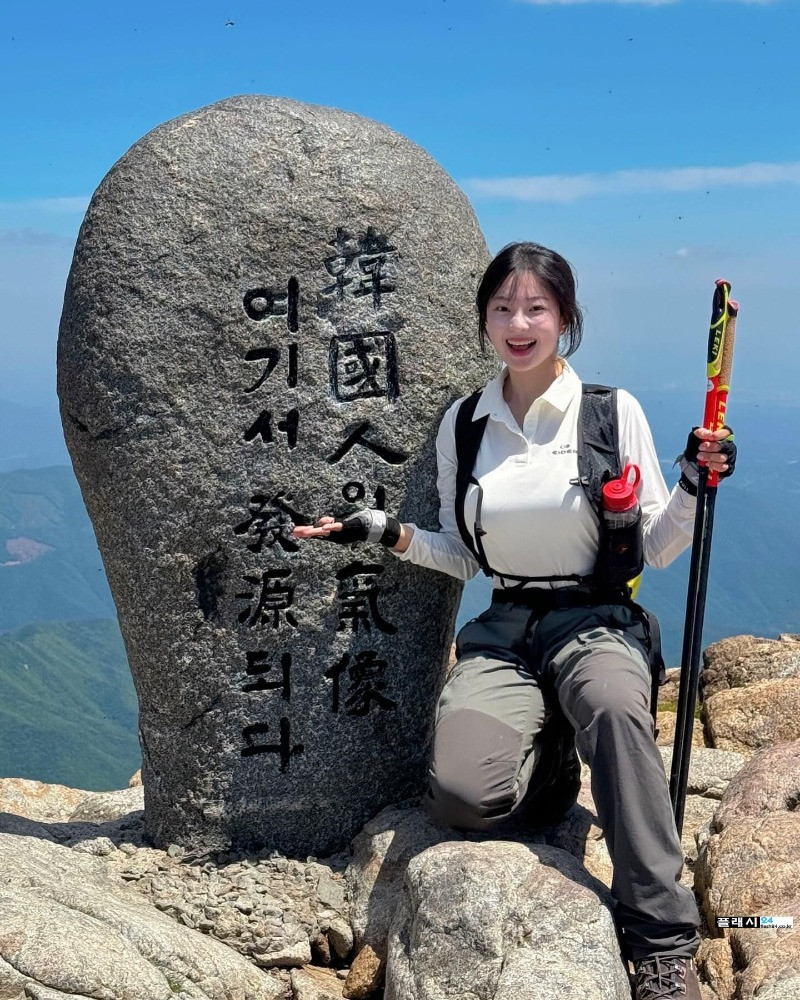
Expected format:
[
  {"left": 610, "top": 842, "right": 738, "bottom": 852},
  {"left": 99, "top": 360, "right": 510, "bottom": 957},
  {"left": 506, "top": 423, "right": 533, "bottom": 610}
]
[{"left": 484, "top": 270, "right": 563, "bottom": 375}]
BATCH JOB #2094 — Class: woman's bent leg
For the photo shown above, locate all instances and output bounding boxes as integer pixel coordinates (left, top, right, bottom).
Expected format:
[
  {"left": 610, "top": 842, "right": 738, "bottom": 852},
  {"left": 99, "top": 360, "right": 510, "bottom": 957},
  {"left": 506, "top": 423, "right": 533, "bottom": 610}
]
[{"left": 425, "top": 650, "right": 548, "bottom": 831}]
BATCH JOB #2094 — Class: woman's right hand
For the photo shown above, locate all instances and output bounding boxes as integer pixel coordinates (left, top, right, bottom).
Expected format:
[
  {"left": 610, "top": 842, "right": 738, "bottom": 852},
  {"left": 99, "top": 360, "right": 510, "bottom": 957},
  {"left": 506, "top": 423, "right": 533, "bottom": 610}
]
[
  {"left": 292, "top": 516, "right": 345, "bottom": 541},
  {"left": 292, "top": 510, "right": 402, "bottom": 547}
]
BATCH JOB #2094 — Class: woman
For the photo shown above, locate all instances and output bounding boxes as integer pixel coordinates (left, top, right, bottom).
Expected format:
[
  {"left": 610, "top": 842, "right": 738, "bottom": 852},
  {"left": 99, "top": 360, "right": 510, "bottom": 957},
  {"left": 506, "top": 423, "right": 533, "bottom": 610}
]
[{"left": 294, "top": 243, "right": 735, "bottom": 1000}]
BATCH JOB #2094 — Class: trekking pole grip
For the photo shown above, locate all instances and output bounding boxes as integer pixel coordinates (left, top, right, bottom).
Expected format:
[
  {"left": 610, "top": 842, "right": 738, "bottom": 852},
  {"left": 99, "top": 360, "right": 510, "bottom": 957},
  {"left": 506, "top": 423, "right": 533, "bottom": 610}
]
[
  {"left": 704, "top": 282, "right": 738, "bottom": 487},
  {"left": 718, "top": 301, "right": 737, "bottom": 400}
]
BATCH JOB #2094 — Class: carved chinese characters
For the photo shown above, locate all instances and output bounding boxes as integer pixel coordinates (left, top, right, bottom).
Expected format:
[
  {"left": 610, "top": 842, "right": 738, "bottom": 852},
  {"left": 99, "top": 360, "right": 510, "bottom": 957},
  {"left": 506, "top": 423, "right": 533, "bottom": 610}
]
[{"left": 58, "top": 96, "right": 492, "bottom": 855}]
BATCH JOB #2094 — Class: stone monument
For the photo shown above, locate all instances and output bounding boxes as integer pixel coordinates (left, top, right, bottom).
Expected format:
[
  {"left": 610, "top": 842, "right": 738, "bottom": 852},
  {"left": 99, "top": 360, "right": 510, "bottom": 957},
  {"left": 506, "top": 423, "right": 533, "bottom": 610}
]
[{"left": 58, "top": 96, "right": 493, "bottom": 856}]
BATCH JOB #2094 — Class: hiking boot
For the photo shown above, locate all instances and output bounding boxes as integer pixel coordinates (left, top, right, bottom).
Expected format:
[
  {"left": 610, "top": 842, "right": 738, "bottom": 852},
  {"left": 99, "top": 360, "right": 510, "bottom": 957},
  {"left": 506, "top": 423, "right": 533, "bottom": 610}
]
[{"left": 632, "top": 956, "right": 701, "bottom": 1000}]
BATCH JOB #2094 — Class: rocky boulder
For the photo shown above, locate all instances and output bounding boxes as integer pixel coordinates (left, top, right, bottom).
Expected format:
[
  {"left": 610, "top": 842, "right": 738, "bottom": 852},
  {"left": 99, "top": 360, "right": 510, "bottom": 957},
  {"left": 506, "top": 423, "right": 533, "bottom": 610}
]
[
  {"left": 655, "top": 710, "right": 705, "bottom": 750},
  {"left": 701, "top": 634, "right": 800, "bottom": 700},
  {"left": 703, "top": 678, "right": 800, "bottom": 756},
  {"left": 346, "top": 803, "right": 456, "bottom": 958},
  {"left": 0, "top": 776, "right": 143, "bottom": 828},
  {"left": 386, "top": 840, "right": 631, "bottom": 1000},
  {"left": 695, "top": 741, "right": 800, "bottom": 1000},
  {"left": 0, "top": 831, "right": 283, "bottom": 1000}
]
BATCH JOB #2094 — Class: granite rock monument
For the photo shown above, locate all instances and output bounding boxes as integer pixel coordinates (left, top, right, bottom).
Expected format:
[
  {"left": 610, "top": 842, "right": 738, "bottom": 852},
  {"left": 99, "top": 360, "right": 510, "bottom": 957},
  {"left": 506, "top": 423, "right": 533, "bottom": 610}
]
[{"left": 58, "top": 95, "right": 493, "bottom": 855}]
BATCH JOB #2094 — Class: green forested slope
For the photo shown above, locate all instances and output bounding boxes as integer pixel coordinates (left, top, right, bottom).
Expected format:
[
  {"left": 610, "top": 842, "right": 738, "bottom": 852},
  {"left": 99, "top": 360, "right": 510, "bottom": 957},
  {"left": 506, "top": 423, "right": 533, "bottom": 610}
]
[
  {"left": 0, "top": 619, "right": 140, "bottom": 790},
  {"left": 0, "top": 465, "right": 116, "bottom": 632}
]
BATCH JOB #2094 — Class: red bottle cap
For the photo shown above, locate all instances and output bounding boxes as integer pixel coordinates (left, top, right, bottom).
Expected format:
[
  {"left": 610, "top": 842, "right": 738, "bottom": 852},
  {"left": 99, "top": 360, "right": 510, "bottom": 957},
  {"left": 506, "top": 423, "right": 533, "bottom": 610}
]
[{"left": 602, "top": 464, "right": 641, "bottom": 512}]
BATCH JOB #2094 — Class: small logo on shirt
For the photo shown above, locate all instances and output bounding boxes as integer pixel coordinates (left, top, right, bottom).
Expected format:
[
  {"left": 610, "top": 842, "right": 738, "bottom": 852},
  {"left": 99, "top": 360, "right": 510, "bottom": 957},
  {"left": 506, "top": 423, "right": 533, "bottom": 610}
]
[{"left": 552, "top": 443, "right": 578, "bottom": 456}]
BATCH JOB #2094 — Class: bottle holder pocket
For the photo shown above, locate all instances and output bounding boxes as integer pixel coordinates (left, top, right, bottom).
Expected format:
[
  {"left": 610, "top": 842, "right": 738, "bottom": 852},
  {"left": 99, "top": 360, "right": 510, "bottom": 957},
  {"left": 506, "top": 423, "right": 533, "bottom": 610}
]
[{"left": 597, "top": 507, "right": 644, "bottom": 589}]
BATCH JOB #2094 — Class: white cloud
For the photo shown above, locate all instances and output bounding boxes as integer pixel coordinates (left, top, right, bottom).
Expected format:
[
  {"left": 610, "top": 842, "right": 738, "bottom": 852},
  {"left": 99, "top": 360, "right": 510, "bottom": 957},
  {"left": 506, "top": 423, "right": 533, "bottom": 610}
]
[{"left": 463, "top": 161, "right": 800, "bottom": 202}]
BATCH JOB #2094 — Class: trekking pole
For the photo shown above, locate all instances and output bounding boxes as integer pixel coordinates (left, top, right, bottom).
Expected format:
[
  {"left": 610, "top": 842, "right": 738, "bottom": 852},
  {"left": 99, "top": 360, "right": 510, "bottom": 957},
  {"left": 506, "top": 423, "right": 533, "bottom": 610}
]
[{"left": 669, "top": 280, "right": 738, "bottom": 837}]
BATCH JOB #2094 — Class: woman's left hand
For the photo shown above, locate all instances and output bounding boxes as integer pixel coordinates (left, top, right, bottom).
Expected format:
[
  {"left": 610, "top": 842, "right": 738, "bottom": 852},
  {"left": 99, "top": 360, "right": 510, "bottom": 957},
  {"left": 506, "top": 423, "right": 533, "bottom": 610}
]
[
  {"left": 691, "top": 426, "right": 736, "bottom": 477},
  {"left": 678, "top": 426, "right": 737, "bottom": 494}
]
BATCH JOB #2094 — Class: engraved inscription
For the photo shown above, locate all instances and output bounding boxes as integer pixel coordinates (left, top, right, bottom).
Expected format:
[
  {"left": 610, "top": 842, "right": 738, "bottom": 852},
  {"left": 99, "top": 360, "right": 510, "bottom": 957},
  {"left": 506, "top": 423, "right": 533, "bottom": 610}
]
[
  {"left": 233, "top": 491, "right": 309, "bottom": 554},
  {"left": 336, "top": 561, "right": 397, "bottom": 635},
  {"left": 244, "top": 344, "right": 299, "bottom": 392},
  {"left": 325, "top": 651, "right": 398, "bottom": 715},
  {"left": 243, "top": 409, "right": 299, "bottom": 449},
  {"left": 341, "top": 482, "right": 386, "bottom": 510},
  {"left": 329, "top": 332, "right": 399, "bottom": 402},
  {"left": 327, "top": 422, "right": 408, "bottom": 466},
  {"left": 321, "top": 227, "right": 398, "bottom": 308},
  {"left": 236, "top": 569, "right": 298, "bottom": 630},
  {"left": 240, "top": 718, "right": 304, "bottom": 770},
  {"left": 241, "top": 651, "right": 292, "bottom": 698},
  {"left": 243, "top": 277, "right": 300, "bottom": 329}
]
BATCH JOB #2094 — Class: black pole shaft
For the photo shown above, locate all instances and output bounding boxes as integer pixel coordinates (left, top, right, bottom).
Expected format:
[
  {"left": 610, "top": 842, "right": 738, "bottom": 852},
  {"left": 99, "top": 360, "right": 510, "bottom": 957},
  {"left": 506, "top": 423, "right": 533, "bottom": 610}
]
[
  {"left": 670, "top": 472, "right": 718, "bottom": 836},
  {"left": 669, "top": 475, "right": 707, "bottom": 815},
  {"left": 676, "top": 486, "right": 717, "bottom": 833}
]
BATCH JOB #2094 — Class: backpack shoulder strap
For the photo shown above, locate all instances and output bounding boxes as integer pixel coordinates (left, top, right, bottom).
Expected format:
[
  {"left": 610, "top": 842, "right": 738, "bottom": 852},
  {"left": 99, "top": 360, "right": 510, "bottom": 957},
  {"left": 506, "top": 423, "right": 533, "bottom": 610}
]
[
  {"left": 454, "top": 390, "right": 490, "bottom": 569},
  {"left": 578, "top": 384, "right": 622, "bottom": 517}
]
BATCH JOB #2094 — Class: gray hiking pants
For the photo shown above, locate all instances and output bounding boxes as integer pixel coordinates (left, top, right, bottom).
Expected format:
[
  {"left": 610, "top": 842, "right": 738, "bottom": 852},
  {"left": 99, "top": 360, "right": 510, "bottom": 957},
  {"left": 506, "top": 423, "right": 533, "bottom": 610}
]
[{"left": 424, "top": 600, "right": 700, "bottom": 961}]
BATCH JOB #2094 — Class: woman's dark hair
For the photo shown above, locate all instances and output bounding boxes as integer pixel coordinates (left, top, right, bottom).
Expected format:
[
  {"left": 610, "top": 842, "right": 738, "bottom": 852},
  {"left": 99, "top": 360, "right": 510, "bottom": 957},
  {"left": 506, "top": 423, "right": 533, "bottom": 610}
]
[{"left": 476, "top": 242, "right": 584, "bottom": 357}]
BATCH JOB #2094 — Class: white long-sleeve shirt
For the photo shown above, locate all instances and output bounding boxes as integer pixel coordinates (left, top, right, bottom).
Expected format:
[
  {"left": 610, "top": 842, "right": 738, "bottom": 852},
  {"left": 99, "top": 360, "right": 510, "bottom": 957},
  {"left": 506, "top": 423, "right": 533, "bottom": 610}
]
[{"left": 393, "top": 362, "right": 696, "bottom": 587}]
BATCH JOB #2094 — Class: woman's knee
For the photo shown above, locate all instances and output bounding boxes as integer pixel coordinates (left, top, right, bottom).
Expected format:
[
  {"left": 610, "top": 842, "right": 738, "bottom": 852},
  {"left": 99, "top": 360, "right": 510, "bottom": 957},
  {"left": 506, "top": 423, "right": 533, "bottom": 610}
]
[
  {"left": 426, "top": 708, "right": 524, "bottom": 830},
  {"left": 424, "top": 774, "right": 510, "bottom": 831}
]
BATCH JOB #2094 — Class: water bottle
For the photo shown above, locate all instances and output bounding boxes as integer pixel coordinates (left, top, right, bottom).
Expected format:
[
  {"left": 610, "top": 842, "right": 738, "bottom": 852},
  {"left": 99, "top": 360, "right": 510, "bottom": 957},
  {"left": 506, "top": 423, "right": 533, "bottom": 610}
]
[
  {"left": 602, "top": 463, "right": 640, "bottom": 528},
  {"left": 598, "top": 464, "right": 644, "bottom": 588}
]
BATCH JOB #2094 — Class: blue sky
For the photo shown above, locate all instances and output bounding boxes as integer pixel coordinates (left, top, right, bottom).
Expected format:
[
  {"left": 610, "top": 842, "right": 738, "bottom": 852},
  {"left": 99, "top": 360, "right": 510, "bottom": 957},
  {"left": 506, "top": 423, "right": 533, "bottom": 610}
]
[{"left": 1, "top": 0, "right": 798, "bottom": 409}]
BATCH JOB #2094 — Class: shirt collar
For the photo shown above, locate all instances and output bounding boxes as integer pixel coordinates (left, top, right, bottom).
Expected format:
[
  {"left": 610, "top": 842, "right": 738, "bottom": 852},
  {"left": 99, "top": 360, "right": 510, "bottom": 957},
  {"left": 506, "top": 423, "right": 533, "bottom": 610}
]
[{"left": 471, "top": 360, "right": 581, "bottom": 422}]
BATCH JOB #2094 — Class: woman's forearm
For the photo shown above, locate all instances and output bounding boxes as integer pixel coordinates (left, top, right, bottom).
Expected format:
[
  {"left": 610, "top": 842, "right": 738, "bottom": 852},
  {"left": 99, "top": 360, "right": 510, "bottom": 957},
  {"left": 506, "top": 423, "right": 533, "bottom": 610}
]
[{"left": 392, "top": 523, "right": 414, "bottom": 553}]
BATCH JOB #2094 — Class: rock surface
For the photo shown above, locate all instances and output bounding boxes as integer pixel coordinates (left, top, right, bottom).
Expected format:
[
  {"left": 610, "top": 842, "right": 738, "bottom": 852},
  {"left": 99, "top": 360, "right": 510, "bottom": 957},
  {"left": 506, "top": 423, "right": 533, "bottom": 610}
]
[
  {"left": 2, "top": 633, "right": 777, "bottom": 999},
  {"left": 703, "top": 678, "right": 800, "bottom": 756},
  {"left": 655, "top": 710, "right": 705, "bottom": 750},
  {"left": 695, "top": 741, "right": 800, "bottom": 1000},
  {"left": 0, "top": 777, "right": 87, "bottom": 822},
  {"left": 658, "top": 747, "right": 746, "bottom": 802},
  {"left": 291, "top": 966, "right": 344, "bottom": 1000},
  {"left": 58, "top": 95, "right": 493, "bottom": 856},
  {"left": 346, "top": 803, "right": 456, "bottom": 959},
  {"left": 342, "top": 945, "right": 384, "bottom": 1000},
  {"left": 695, "top": 937, "right": 736, "bottom": 1000},
  {"left": 386, "top": 840, "right": 631, "bottom": 1000},
  {"left": 0, "top": 831, "right": 283, "bottom": 1000},
  {"left": 0, "top": 744, "right": 748, "bottom": 1000},
  {"left": 0, "top": 795, "right": 353, "bottom": 990},
  {"left": 701, "top": 634, "right": 800, "bottom": 699},
  {"left": 657, "top": 667, "right": 682, "bottom": 705},
  {"left": 0, "top": 776, "right": 144, "bottom": 824}
]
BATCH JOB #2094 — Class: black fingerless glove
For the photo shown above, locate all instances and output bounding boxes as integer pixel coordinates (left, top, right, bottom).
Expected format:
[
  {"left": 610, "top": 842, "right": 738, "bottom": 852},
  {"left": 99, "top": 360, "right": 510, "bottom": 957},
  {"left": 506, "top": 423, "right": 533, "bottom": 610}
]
[
  {"left": 677, "top": 427, "right": 737, "bottom": 496},
  {"left": 324, "top": 509, "right": 402, "bottom": 547}
]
